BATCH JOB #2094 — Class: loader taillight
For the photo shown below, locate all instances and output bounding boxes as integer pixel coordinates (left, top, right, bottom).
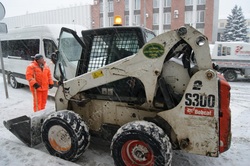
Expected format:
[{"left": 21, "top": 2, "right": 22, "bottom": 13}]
[{"left": 218, "top": 74, "right": 231, "bottom": 153}]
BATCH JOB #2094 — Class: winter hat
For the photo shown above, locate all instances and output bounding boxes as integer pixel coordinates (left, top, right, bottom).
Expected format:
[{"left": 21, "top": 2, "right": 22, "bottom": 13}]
[{"left": 34, "top": 54, "right": 43, "bottom": 60}]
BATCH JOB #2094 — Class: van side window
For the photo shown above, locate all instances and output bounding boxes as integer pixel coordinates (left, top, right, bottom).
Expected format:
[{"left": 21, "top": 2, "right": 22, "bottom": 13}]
[
  {"left": 222, "top": 46, "right": 227, "bottom": 56},
  {"left": 217, "top": 44, "right": 222, "bottom": 56},
  {"left": 43, "top": 39, "right": 57, "bottom": 59},
  {"left": 226, "top": 47, "right": 231, "bottom": 55},
  {"left": 1, "top": 41, "right": 8, "bottom": 58},
  {"left": 1, "top": 39, "right": 39, "bottom": 60}
]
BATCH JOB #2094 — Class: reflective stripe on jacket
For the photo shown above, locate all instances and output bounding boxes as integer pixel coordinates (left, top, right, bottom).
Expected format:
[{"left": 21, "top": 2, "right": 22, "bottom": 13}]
[{"left": 26, "top": 60, "right": 53, "bottom": 91}]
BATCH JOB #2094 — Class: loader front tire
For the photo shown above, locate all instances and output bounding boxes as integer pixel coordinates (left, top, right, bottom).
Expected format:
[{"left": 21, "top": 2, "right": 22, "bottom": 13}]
[
  {"left": 41, "top": 110, "right": 90, "bottom": 161},
  {"left": 111, "top": 121, "right": 172, "bottom": 166}
]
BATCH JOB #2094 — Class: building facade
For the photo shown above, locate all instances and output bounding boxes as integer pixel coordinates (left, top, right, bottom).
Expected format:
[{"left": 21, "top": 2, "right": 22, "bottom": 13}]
[
  {"left": 3, "top": 5, "right": 92, "bottom": 30},
  {"left": 91, "top": 0, "right": 219, "bottom": 43},
  {"left": 2, "top": 0, "right": 219, "bottom": 43}
]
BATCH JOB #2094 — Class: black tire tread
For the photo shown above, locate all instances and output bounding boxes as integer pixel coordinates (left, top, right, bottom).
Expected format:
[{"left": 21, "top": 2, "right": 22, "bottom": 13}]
[
  {"left": 111, "top": 120, "right": 172, "bottom": 166},
  {"left": 9, "top": 74, "right": 21, "bottom": 89},
  {"left": 223, "top": 70, "right": 237, "bottom": 82},
  {"left": 42, "top": 110, "right": 90, "bottom": 161}
]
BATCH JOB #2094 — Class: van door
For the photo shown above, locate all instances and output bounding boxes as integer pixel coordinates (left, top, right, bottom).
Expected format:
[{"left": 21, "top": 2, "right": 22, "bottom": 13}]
[{"left": 54, "top": 28, "right": 85, "bottom": 81}]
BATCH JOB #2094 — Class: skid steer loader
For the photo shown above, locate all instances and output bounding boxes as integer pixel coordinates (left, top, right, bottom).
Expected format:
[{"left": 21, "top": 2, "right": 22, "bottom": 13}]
[{"left": 4, "top": 23, "right": 231, "bottom": 165}]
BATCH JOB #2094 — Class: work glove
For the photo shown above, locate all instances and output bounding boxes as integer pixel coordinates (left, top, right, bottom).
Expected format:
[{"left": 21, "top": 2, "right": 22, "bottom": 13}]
[
  {"left": 33, "top": 83, "right": 40, "bottom": 89},
  {"left": 49, "top": 84, "right": 54, "bottom": 89}
]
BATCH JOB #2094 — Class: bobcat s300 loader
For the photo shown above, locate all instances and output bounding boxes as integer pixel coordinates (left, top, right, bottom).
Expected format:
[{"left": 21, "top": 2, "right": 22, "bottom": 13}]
[{"left": 4, "top": 23, "right": 231, "bottom": 166}]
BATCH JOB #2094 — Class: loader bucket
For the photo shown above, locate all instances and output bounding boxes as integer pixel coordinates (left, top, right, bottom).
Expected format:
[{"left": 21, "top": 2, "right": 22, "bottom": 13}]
[
  {"left": 3, "top": 109, "right": 54, "bottom": 147},
  {"left": 3, "top": 115, "right": 37, "bottom": 147}
]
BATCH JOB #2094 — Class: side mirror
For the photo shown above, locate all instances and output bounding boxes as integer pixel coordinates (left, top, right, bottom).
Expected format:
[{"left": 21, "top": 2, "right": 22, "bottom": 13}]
[
  {"left": 213, "top": 63, "right": 219, "bottom": 71},
  {"left": 51, "top": 50, "right": 59, "bottom": 64}
]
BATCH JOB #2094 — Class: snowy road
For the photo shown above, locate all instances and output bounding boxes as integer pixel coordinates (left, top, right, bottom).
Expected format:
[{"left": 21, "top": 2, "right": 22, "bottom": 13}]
[{"left": 0, "top": 76, "right": 250, "bottom": 166}]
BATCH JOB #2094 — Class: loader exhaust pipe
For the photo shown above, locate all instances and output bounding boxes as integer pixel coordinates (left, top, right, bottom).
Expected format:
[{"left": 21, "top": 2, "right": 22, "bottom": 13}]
[{"left": 3, "top": 109, "right": 54, "bottom": 147}]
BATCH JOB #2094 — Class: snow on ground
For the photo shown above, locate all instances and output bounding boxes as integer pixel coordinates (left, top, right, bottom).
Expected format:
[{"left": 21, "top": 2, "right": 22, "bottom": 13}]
[{"left": 0, "top": 74, "right": 250, "bottom": 166}]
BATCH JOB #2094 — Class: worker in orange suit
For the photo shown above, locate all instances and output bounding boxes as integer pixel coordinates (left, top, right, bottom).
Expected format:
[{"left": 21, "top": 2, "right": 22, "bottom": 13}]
[{"left": 26, "top": 54, "right": 54, "bottom": 112}]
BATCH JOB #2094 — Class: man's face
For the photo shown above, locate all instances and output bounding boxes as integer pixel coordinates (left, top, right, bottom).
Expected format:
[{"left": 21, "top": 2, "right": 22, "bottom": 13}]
[{"left": 37, "top": 58, "right": 45, "bottom": 65}]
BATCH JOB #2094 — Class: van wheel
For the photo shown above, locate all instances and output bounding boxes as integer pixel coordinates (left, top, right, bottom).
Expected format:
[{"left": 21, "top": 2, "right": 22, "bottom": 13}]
[
  {"left": 111, "top": 121, "right": 172, "bottom": 166},
  {"left": 41, "top": 110, "right": 90, "bottom": 161},
  {"left": 223, "top": 70, "right": 237, "bottom": 82},
  {"left": 9, "top": 74, "right": 22, "bottom": 88}
]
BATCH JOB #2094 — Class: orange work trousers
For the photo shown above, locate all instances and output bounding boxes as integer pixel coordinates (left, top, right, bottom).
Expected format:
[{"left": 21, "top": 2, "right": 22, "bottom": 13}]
[{"left": 32, "top": 90, "right": 48, "bottom": 112}]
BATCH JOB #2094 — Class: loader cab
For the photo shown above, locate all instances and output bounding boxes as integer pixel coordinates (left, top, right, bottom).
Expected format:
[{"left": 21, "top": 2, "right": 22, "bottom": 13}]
[
  {"left": 54, "top": 26, "right": 155, "bottom": 103},
  {"left": 78, "top": 27, "right": 155, "bottom": 75},
  {"left": 54, "top": 26, "right": 155, "bottom": 81}
]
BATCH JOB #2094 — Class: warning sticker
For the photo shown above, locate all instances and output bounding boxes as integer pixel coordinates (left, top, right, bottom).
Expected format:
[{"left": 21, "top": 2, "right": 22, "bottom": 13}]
[
  {"left": 185, "top": 107, "right": 214, "bottom": 117},
  {"left": 92, "top": 70, "right": 104, "bottom": 79}
]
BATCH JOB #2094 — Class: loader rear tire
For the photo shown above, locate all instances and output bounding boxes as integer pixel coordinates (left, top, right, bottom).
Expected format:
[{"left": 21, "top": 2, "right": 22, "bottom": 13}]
[
  {"left": 111, "top": 121, "right": 172, "bottom": 166},
  {"left": 41, "top": 110, "right": 90, "bottom": 161}
]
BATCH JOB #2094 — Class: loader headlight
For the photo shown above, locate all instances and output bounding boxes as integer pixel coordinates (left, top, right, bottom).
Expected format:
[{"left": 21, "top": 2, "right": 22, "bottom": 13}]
[
  {"left": 196, "top": 36, "right": 206, "bottom": 46},
  {"left": 177, "top": 26, "right": 187, "bottom": 36}
]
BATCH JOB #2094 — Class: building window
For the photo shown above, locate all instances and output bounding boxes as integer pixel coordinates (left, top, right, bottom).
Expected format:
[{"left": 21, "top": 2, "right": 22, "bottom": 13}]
[
  {"left": 153, "top": 13, "right": 159, "bottom": 25},
  {"left": 153, "top": 30, "right": 159, "bottom": 35},
  {"left": 100, "top": 17, "right": 103, "bottom": 27},
  {"left": 197, "top": 0, "right": 206, "bottom": 5},
  {"left": 153, "top": 0, "right": 159, "bottom": 8},
  {"left": 185, "top": 0, "right": 193, "bottom": 6},
  {"left": 197, "top": 28, "right": 204, "bottom": 34},
  {"left": 108, "top": 16, "right": 114, "bottom": 26},
  {"left": 134, "top": 0, "right": 140, "bottom": 10},
  {"left": 163, "top": 29, "right": 170, "bottom": 33},
  {"left": 125, "top": 15, "right": 129, "bottom": 26},
  {"left": 219, "top": 22, "right": 225, "bottom": 28},
  {"left": 100, "top": 2, "right": 103, "bottom": 13},
  {"left": 134, "top": 14, "right": 140, "bottom": 26},
  {"left": 164, "top": 0, "right": 171, "bottom": 7},
  {"left": 197, "top": 10, "right": 205, "bottom": 23},
  {"left": 108, "top": 1, "right": 114, "bottom": 12},
  {"left": 185, "top": 11, "right": 193, "bottom": 24},
  {"left": 125, "top": 0, "right": 129, "bottom": 11},
  {"left": 164, "top": 12, "right": 171, "bottom": 24}
]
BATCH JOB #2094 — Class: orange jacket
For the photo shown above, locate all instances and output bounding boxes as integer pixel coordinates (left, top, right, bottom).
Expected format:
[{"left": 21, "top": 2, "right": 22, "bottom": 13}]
[{"left": 26, "top": 60, "right": 53, "bottom": 91}]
